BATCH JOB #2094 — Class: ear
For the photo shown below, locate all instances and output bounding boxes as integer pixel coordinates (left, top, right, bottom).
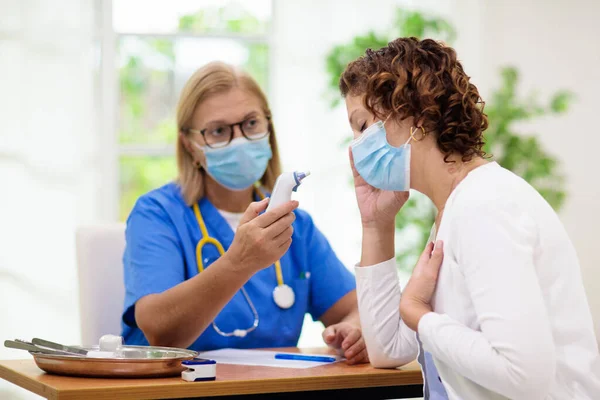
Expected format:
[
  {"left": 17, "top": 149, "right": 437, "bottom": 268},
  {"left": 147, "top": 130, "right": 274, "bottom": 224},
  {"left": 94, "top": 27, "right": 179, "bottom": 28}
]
[
  {"left": 180, "top": 131, "right": 206, "bottom": 168},
  {"left": 408, "top": 114, "right": 419, "bottom": 125},
  {"left": 179, "top": 131, "right": 194, "bottom": 154}
]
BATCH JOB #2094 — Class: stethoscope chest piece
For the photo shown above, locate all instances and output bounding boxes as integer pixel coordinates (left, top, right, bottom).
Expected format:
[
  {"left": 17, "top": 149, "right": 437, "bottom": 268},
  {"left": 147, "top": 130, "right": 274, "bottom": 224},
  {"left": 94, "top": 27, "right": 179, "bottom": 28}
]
[{"left": 272, "top": 284, "right": 295, "bottom": 309}]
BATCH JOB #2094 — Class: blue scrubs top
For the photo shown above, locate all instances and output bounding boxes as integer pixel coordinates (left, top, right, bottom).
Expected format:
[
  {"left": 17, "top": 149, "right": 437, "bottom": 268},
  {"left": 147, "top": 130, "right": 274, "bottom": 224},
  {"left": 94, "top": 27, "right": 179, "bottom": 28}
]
[{"left": 121, "top": 182, "right": 356, "bottom": 351}]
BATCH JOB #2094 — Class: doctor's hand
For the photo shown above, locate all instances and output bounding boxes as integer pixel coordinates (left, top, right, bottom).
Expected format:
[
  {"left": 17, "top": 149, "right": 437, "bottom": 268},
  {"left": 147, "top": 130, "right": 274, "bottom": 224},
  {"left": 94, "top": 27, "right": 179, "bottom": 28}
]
[
  {"left": 226, "top": 198, "right": 298, "bottom": 273},
  {"left": 400, "top": 241, "right": 444, "bottom": 332},
  {"left": 349, "top": 148, "right": 409, "bottom": 229},
  {"left": 322, "top": 322, "right": 369, "bottom": 365}
]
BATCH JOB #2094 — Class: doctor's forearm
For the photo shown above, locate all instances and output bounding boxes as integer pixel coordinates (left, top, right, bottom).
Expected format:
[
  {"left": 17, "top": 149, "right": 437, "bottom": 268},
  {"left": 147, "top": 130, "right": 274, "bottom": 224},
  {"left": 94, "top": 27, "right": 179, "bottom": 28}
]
[
  {"left": 340, "top": 307, "right": 361, "bottom": 326},
  {"left": 135, "top": 253, "right": 254, "bottom": 348}
]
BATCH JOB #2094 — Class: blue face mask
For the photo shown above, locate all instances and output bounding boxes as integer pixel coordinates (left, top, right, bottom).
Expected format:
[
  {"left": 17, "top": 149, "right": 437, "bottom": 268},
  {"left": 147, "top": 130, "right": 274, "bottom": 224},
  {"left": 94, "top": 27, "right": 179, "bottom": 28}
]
[
  {"left": 195, "top": 135, "right": 272, "bottom": 191},
  {"left": 350, "top": 118, "right": 412, "bottom": 191}
]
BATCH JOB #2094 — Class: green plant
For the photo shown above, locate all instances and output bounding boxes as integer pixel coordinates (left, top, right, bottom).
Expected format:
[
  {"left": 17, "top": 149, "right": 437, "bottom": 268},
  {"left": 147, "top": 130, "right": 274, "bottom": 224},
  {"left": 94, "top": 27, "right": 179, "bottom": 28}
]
[{"left": 325, "top": 9, "right": 573, "bottom": 272}]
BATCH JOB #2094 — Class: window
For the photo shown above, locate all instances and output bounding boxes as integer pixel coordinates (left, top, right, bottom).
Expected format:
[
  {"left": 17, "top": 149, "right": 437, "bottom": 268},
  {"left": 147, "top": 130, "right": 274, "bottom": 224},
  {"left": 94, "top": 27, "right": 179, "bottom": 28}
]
[{"left": 110, "top": 0, "right": 272, "bottom": 220}]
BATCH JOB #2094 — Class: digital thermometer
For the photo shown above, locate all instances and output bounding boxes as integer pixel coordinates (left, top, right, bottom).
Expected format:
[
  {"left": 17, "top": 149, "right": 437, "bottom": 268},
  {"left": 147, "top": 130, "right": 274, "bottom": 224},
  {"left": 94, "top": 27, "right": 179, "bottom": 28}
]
[{"left": 265, "top": 171, "right": 310, "bottom": 212}]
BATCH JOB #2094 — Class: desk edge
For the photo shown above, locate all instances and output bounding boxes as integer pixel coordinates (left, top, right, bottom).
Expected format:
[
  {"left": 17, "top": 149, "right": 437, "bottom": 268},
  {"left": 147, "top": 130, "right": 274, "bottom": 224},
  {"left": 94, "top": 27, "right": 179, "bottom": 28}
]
[{"left": 0, "top": 362, "right": 57, "bottom": 400}]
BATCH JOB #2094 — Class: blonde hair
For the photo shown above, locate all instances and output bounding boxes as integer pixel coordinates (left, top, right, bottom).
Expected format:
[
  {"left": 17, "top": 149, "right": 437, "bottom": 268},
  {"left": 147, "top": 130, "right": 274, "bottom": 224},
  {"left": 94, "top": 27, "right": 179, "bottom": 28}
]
[{"left": 176, "top": 61, "right": 282, "bottom": 206}]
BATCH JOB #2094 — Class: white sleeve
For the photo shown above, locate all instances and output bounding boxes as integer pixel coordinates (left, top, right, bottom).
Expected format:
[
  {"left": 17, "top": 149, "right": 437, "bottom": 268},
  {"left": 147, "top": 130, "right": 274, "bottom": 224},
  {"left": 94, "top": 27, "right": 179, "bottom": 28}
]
[
  {"left": 418, "top": 203, "right": 556, "bottom": 399},
  {"left": 355, "top": 258, "right": 418, "bottom": 368}
]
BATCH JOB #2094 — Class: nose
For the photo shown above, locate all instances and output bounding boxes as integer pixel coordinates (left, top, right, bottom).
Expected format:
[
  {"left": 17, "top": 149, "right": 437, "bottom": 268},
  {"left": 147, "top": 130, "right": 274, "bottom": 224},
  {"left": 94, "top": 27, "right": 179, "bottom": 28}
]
[{"left": 232, "top": 124, "right": 244, "bottom": 139}]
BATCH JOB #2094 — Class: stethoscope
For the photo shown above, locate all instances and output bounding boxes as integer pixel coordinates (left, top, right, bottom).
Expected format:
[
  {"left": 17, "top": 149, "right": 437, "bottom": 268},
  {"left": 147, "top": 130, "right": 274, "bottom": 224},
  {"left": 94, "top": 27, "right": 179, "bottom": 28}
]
[{"left": 192, "top": 189, "right": 295, "bottom": 338}]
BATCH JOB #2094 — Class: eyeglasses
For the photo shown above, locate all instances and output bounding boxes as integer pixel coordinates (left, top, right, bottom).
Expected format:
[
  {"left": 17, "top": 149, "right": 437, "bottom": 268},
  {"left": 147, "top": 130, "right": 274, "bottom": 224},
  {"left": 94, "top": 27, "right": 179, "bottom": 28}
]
[{"left": 185, "top": 115, "right": 271, "bottom": 149}]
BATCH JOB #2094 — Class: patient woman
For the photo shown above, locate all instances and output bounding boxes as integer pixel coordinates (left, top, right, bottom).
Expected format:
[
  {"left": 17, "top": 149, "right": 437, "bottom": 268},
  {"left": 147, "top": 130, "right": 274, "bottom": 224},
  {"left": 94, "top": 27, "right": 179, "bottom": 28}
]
[{"left": 341, "top": 37, "right": 600, "bottom": 399}]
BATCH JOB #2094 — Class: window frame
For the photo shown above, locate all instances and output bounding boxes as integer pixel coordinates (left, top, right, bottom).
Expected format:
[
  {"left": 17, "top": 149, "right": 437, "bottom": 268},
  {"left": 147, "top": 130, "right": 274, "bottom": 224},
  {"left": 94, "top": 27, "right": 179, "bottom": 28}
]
[{"left": 97, "top": 0, "right": 273, "bottom": 221}]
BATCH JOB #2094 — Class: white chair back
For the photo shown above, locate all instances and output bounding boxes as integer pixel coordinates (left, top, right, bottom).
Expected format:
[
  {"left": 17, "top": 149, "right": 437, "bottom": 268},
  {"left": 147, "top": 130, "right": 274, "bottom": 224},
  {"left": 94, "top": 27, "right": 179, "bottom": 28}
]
[{"left": 75, "top": 223, "right": 126, "bottom": 346}]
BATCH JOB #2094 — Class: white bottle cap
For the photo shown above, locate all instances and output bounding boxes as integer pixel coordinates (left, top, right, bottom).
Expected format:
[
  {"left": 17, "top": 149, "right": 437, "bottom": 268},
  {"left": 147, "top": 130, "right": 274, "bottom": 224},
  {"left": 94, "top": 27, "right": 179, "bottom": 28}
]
[{"left": 99, "top": 334, "right": 123, "bottom": 352}]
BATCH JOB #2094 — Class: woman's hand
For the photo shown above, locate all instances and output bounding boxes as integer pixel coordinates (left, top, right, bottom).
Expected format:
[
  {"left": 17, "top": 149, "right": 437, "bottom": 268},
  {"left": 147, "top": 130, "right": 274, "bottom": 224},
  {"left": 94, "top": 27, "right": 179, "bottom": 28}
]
[
  {"left": 399, "top": 241, "right": 444, "bottom": 331},
  {"left": 349, "top": 148, "right": 409, "bottom": 229},
  {"left": 322, "top": 322, "right": 369, "bottom": 365},
  {"left": 226, "top": 198, "right": 298, "bottom": 272}
]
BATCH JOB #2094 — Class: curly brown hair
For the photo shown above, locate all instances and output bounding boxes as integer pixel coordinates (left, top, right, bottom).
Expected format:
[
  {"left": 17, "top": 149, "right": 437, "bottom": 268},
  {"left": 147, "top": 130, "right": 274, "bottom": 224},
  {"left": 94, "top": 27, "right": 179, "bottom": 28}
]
[{"left": 340, "top": 37, "right": 488, "bottom": 162}]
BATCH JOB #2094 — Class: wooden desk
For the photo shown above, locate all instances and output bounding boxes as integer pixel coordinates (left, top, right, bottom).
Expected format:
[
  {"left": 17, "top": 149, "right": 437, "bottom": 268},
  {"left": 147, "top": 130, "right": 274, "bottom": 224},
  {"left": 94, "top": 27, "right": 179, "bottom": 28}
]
[{"left": 0, "top": 347, "right": 423, "bottom": 400}]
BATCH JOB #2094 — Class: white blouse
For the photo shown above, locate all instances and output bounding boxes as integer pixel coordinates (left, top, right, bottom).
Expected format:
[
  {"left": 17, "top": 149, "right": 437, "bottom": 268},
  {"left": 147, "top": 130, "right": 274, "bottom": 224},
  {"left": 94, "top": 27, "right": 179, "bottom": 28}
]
[{"left": 355, "top": 162, "right": 600, "bottom": 399}]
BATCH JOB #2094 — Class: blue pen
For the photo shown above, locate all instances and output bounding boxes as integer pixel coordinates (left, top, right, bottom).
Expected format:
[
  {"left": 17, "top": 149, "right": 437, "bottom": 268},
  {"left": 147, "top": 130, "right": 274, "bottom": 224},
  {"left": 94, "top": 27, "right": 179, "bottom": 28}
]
[{"left": 274, "top": 353, "right": 336, "bottom": 363}]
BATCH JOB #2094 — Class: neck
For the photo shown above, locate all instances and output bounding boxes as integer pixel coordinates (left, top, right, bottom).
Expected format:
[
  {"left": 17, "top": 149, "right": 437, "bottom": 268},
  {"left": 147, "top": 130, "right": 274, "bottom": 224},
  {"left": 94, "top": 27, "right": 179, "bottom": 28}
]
[
  {"left": 415, "top": 152, "right": 488, "bottom": 213},
  {"left": 204, "top": 176, "right": 254, "bottom": 213}
]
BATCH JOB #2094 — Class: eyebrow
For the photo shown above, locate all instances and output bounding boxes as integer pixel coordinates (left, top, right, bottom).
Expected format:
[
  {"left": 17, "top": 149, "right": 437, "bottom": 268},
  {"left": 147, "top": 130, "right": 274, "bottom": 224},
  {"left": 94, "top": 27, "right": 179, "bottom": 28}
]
[{"left": 204, "top": 110, "right": 261, "bottom": 127}]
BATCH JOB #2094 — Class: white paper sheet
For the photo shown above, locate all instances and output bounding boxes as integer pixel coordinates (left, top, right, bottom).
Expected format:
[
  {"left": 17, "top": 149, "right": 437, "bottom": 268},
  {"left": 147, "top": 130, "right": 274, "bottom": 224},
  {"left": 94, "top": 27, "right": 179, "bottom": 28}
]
[{"left": 196, "top": 348, "right": 341, "bottom": 369}]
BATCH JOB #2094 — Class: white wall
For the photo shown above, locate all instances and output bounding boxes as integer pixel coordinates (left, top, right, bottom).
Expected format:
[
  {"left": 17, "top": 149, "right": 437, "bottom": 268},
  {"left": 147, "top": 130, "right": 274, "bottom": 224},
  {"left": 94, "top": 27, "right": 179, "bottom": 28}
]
[
  {"left": 477, "top": 0, "right": 600, "bottom": 339},
  {"left": 0, "top": 0, "right": 99, "bottom": 398}
]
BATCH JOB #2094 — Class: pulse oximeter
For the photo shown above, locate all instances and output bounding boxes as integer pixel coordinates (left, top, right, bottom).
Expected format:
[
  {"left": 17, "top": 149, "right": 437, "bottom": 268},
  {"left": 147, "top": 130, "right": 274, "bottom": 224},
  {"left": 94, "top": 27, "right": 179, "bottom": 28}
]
[{"left": 181, "top": 358, "right": 217, "bottom": 382}]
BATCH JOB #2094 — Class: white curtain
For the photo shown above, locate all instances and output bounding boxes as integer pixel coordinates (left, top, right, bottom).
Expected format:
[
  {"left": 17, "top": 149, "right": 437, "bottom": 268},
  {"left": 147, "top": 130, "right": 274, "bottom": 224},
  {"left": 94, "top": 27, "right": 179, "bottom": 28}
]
[{"left": 0, "top": 0, "right": 98, "bottom": 398}]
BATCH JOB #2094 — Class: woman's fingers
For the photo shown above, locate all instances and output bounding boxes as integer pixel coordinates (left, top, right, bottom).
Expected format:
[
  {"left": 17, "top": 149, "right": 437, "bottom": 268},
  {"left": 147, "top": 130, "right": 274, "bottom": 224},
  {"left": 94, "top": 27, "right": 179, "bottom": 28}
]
[
  {"left": 273, "top": 225, "right": 294, "bottom": 246},
  {"left": 348, "top": 147, "right": 360, "bottom": 179},
  {"left": 255, "top": 200, "right": 298, "bottom": 228},
  {"left": 347, "top": 348, "right": 369, "bottom": 365},
  {"left": 427, "top": 240, "right": 444, "bottom": 278},
  {"left": 239, "top": 198, "right": 269, "bottom": 225},
  {"left": 414, "top": 241, "right": 435, "bottom": 271},
  {"left": 277, "top": 237, "right": 292, "bottom": 250},
  {"left": 343, "top": 335, "right": 364, "bottom": 359},
  {"left": 341, "top": 329, "right": 361, "bottom": 351},
  {"left": 264, "top": 212, "right": 296, "bottom": 239},
  {"left": 349, "top": 147, "right": 369, "bottom": 188}
]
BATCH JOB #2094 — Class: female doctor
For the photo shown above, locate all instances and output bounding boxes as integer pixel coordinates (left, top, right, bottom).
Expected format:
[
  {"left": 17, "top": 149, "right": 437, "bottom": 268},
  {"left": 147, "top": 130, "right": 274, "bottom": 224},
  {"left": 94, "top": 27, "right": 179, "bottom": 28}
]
[
  {"left": 121, "top": 61, "right": 368, "bottom": 364},
  {"left": 341, "top": 37, "right": 600, "bottom": 398}
]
